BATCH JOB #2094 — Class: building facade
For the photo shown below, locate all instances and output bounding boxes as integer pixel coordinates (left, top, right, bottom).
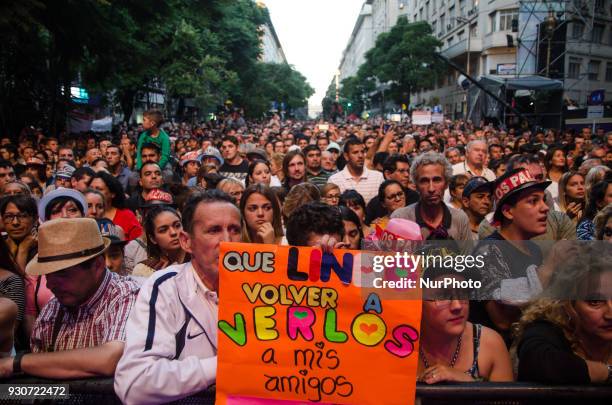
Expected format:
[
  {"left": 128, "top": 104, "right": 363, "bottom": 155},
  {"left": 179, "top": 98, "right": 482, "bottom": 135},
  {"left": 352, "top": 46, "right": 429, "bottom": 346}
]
[
  {"left": 257, "top": 1, "right": 287, "bottom": 64},
  {"left": 339, "top": 2, "right": 375, "bottom": 82}
]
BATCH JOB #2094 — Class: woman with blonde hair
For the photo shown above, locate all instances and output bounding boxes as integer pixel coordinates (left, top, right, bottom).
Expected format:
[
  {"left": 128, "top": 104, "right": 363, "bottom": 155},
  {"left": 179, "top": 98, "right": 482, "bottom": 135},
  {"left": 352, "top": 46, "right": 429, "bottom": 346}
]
[
  {"left": 514, "top": 243, "right": 612, "bottom": 384},
  {"left": 217, "top": 178, "right": 245, "bottom": 206},
  {"left": 556, "top": 171, "right": 585, "bottom": 223},
  {"left": 320, "top": 183, "right": 341, "bottom": 206},
  {"left": 585, "top": 165, "right": 610, "bottom": 201}
]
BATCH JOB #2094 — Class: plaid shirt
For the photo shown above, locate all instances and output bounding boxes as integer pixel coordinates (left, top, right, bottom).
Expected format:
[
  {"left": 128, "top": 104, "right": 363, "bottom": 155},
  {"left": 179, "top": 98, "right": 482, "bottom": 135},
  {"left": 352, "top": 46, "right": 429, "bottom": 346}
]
[{"left": 30, "top": 270, "right": 139, "bottom": 353}]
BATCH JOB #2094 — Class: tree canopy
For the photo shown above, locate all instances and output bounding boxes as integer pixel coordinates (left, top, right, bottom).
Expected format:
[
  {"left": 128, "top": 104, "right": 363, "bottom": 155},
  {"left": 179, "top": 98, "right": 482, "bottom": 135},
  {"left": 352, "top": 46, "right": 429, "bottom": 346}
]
[
  {"left": 0, "top": 0, "right": 312, "bottom": 135},
  {"left": 328, "top": 18, "right": 443, "bottom": 116}
]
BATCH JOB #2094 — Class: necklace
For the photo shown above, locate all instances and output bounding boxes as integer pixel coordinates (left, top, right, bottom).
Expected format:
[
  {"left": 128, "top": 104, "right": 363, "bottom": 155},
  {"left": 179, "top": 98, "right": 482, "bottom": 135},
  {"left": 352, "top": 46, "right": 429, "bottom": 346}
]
[{"left": 420, "top": 334, "right": 463, "bottom": 369}]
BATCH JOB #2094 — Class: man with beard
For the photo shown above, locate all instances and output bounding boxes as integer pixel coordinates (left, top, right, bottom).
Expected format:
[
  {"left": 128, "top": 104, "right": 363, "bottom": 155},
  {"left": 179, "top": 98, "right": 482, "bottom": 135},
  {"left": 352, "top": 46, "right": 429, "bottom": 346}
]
[
  {"left": 303, "top": 145, "right": 330, "bottom": 189},
  {"left": 391, "top": 152, "right": 471, "bottom": 240},
  {"left": 328, "top": 138, "right": 383, "bottom": 204}
]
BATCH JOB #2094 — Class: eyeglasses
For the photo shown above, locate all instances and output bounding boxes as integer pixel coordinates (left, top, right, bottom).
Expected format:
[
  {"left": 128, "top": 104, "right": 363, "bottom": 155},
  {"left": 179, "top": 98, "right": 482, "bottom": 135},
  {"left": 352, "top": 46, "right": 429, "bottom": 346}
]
[
  {"left": 425, "top": 289, "right": 470, "bottom": 307},
  {"left": 385, "top": 192, "right": 405, "bottom": 201},
  {"left": 2, "top": 213, "right": 32, "bottom": 223}
]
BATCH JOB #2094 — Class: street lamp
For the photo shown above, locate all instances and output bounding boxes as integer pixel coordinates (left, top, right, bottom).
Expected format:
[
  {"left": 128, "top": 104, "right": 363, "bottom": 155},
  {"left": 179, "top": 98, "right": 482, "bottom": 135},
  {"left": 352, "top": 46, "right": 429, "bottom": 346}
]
[{"left": 544, "top": 9, "right": 556, "bottom": 77}]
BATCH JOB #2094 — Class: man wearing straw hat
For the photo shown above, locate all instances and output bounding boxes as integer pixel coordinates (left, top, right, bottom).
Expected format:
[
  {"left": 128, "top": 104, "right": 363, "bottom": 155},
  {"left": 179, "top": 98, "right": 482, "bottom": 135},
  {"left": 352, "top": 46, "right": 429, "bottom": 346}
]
[{"left": 0, "top": 218, "right": 139, "bottom": 378}]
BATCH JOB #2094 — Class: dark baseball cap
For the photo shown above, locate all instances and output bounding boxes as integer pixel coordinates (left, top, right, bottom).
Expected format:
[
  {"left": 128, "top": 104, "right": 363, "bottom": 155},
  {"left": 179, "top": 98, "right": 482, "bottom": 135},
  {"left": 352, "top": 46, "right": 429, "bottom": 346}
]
[{"left": 462, "top": 176, "right": 493, "bottom": 199}]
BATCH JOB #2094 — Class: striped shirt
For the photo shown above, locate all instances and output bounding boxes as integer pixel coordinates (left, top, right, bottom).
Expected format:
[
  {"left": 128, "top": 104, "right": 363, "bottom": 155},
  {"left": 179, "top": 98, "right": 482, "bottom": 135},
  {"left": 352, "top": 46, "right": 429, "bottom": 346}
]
[
  {"left": 328, "top": 166, "right": 384, "bottom": 204},
  {"left": 306, "top": 169, "right": 332, "bottom": 189},
  {"left": 30, "top": 270, "right": 139, "bottom": 353},
  {"left": 0, "top": 275, "right": 25, "bottom": 322}
]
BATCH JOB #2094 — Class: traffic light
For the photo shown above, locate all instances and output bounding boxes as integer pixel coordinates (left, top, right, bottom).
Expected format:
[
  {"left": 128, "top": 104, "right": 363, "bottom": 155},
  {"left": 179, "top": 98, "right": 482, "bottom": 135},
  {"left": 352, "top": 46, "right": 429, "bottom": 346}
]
[{"left": 347, "top": 102, "right": 352, "bottom": 108}]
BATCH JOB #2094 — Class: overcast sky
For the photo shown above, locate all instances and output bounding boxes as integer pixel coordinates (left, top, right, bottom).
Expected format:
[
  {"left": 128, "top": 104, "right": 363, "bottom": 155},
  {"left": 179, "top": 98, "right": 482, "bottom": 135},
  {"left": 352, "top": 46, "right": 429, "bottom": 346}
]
[{"left": 264, "top": 0, "right": 364, "bottom": 116}]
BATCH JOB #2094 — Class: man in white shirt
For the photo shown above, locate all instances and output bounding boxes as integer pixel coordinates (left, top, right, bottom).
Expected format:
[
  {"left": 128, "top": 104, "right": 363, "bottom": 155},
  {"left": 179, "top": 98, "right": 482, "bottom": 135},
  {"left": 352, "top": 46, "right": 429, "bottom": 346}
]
[
  {"left": 114, "top": 190, "right": 242, "bottom": 404},
  {"left": 328, "top": 138, "right": 384, "bottom": 204},
  {"left": 452, "top": 139, "right": 496, "bottom": 181}
]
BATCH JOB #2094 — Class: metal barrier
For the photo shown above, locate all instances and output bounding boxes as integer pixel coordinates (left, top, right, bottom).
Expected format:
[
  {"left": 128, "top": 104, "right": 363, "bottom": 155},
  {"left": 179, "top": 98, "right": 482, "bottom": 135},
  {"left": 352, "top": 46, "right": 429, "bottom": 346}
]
[{"left": 2, "top": 377, "right": 611, "bottom": 404}]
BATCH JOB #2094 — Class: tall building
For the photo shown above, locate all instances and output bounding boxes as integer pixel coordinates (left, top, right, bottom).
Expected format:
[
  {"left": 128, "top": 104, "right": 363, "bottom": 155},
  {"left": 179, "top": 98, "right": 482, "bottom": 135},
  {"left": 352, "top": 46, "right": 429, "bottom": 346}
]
[
  {"left": 257, "top": 1, "right": 287, "bottom": 64},
  {"left": 402, "top": 0, "right": 519, "bottom": 117},
  {"left": 406, "top": 0, "right": 612, "bottom": 117},
  {"left": 339, "top": 2, "right": 375, "bottom": 82},
  {"left": 338, "top": 0, "right": 612, "bottom": 121}
]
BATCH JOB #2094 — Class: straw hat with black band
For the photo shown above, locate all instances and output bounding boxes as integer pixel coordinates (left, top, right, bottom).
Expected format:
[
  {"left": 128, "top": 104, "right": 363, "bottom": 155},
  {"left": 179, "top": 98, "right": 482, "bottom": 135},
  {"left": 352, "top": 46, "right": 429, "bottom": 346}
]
[{"left": 26, "top": 218, "right": 110, "bottom": 276}]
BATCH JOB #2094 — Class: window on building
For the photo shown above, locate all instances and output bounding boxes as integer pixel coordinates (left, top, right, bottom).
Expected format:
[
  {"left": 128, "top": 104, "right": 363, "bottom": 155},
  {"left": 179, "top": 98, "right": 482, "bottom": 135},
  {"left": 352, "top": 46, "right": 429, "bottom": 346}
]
[
  {"left": 499, "top": 9, "right": 519, "bottom": 31},
  {"left": 606, "top": 62, "right": 612, "bottom": 82},
  {"left": 448, "top": 37, "right": 454, "bottom": 47},
  {"left": 432, "top": 0, "right": 437, "bottom": 14},
  {"left": 489, "top": 12, "right": 495, "bottom": 33},
  {"left": 568, "top": 57, "right": 582, "bottom": 79},
  {"left": 571, "top": 22, "right": 584, "bottom": 40},
  {"left": 449, "top": 6, "right": 456, "bottom": 29},
  {"left": 414, "top": 14, "right": 418, "bottom": 22},
  {"left": 426, "top": 2, "right": 430, "bottom": 20},
  {"left": 595, "top": 0, "right": 605, "bottom": 11},
  {"left": 432, "top": 20, "right": 437, "bottom": 34},
  {"left": 460, "top": 0, "right": 466, "bottom": 16},
  {"left": 591, "top": 24, "right": 604, "bottom": 43},
  {"left": 458, "top": 30, "right": 465, "bottom": 41},
  {"left": 470, "top": 23, "right": 478, "bottom": 37},
  {"left": 440, "top": 13, "right": 446, "bottom": 34},
  {"left": 588, "top": 60, "right": 601, "bottom": 81}
]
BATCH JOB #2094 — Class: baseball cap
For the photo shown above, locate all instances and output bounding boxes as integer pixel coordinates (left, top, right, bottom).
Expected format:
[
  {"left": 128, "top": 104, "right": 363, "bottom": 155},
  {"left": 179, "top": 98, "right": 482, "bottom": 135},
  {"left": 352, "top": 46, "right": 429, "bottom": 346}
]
[
  {"left": 201, "top": 146, "right": 224, "bottom": 166},
  {"left": 180, "top": 151, "right": 202, "bottom": 167},
  {"left": 462, "top": 176, "right": 493, "bottom": 199},
  {"left": 55, "top": 165, "right": 76, "bottom": 179},
  {"left": 96, "top": 218, "right": 127, "bottom": 246},
  {"left": 139, "top": 188, "right": 175, "bottom": 208},
  {"left": 326, "top": 142, "right": 341, "bottom": 153}
]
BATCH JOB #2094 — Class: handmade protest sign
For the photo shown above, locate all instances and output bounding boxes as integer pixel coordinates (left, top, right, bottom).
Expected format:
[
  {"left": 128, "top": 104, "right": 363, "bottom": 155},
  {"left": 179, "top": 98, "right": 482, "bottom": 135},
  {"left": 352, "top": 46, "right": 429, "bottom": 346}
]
[{"left": 216, "top": 242, "right": 422, "bottom": 405}]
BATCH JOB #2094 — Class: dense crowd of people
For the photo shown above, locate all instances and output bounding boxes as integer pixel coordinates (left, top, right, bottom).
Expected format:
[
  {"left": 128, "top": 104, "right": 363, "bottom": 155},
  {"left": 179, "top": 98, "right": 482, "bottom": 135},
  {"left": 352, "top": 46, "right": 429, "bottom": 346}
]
[{"left": 0, "top": 109, "right": 611, "bottom": 403}]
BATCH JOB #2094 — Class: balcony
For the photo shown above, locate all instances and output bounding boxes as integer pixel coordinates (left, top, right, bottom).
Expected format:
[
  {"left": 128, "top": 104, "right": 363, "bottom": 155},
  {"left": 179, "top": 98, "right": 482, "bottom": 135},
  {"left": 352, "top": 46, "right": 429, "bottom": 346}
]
[
  {"left": 441, "top": 37, "right": 483, "bottom": 59},
  {"left": 483, "top": 31, "right": 514, "bottom": 49}
]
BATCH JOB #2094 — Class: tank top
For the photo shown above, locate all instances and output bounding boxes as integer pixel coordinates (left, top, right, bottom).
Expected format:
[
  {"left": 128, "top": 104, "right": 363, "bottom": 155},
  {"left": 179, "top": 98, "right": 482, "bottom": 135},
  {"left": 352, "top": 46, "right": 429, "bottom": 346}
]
[{"left": 466, "top": 323, "right": 482, "bottom": 378}]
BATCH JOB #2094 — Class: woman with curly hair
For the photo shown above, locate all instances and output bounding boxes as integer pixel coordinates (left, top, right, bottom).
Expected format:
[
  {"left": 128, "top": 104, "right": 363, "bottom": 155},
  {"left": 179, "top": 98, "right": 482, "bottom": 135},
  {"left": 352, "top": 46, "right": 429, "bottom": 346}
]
[{"left": 514, "top": 244, "right": 612, "bottom": 384}]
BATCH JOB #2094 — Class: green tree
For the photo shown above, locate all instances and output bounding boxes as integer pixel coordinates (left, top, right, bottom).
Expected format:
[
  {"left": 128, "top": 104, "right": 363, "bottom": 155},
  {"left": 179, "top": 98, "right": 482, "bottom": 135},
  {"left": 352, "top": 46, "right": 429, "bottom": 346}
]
[
  {"left": 341, "top": 18, "right": 443, "bottom": 109},
  {"left": 242, "top": 63, "right": 314, "bottom": 118}
]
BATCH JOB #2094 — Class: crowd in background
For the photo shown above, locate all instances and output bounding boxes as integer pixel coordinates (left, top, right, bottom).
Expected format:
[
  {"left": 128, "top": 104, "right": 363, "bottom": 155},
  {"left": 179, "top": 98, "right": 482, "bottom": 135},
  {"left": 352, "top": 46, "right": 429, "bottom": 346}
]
[{"left": 0, "top": 109, "right": 611, "bottom": 402}]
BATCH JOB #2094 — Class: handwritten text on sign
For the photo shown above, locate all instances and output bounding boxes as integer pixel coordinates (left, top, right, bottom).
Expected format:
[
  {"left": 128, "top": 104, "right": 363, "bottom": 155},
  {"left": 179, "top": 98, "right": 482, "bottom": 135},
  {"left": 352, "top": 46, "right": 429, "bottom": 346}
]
[{"left": 216, "top": 243, "right": 422, "bottom": 405}]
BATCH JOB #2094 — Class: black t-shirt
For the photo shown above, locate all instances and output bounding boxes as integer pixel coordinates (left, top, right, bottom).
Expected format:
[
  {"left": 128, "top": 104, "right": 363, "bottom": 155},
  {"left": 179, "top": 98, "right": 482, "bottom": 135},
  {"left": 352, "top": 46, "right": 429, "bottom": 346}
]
[
  {"left": 517, "top": 320, "right": 590, "bottom": 384},
  {"left": 469, "top": 231, "right": 543, "bottom": 347},
  {"left": 219, "top": 159, "right": 249, "bottom": 182}
]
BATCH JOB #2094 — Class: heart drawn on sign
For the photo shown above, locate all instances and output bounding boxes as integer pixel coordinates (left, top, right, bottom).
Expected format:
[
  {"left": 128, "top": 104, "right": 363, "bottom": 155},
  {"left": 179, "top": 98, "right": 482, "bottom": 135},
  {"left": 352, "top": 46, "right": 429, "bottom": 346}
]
[
  {"left": 395, "top": 268, "right": 408, "bottom": 277},
  {"left": 315, "top": 341, "right": 325, "bottom": 349},
  {"left": 359, "top": 323, "right": 378, "bottom": 336},
  {"left": 299, "top": 369, "right": 308, "bottom": 376},
  {"left": 293, "top": 311, "right": 308, "bottom": 319}
]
